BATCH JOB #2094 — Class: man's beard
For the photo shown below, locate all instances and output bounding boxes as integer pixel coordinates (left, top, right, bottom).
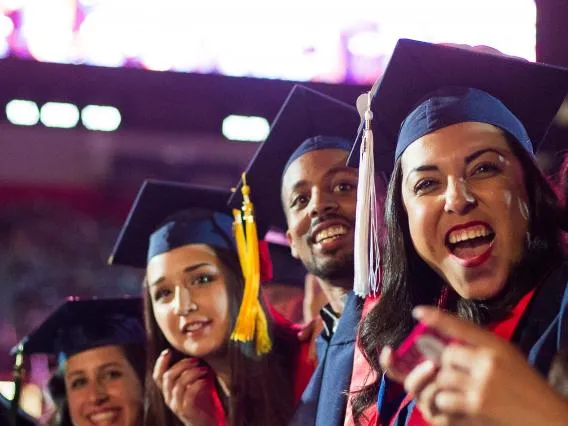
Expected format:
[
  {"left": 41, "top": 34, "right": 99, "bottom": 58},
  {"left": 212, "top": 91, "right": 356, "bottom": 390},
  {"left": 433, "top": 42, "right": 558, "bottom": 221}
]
[{"left": 303, "top": 248, "right": 354, "bottom": 289}]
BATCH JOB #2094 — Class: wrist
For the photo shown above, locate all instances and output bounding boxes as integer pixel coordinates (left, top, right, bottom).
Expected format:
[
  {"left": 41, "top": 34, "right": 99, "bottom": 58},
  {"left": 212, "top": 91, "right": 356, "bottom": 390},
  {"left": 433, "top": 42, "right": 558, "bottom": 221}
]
[{"left": 526, "top": 392, "right": 568, "bottom": 426}]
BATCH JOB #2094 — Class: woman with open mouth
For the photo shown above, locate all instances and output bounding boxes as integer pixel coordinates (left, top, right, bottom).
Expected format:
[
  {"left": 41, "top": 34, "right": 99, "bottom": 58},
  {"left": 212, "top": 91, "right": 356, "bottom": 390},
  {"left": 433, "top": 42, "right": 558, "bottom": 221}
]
[
  {"left": 109, "top": 179, "right": 314, "bottom": 426},
  {"left": 349, "top": 40, "right": 568, "bottom": 425}
]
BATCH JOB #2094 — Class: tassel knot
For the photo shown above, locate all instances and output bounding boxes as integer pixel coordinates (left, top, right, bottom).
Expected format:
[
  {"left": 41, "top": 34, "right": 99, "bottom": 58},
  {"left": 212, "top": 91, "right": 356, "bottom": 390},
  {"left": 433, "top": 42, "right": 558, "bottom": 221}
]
[{"left": 230, "top": 173, "right": 272, "bottom": 355}]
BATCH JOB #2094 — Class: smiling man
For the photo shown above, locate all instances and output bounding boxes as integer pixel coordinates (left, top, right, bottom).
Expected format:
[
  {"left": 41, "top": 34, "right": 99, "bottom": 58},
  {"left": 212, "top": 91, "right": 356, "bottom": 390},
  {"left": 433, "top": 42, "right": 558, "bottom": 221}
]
[{"left": 230, "top": 85, "right": 364, "bottom": 426}]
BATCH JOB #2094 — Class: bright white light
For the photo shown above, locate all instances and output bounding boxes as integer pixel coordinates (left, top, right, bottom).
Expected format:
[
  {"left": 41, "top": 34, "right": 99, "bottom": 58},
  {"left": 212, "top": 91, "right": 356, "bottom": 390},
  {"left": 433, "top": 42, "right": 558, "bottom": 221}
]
[
  {"left": 348, "top": 31, "right": 397, "bottom": 58},
  {"left": 0, "top": 381, "right": 15, "bottom": 400},
  {"left": 81, "top": 105, "right": 121, "bottom": 131},
  {"left": 0, "top": 16, "right": 15, "bottom": 38},
  {"left": 40, "top": 102, "right": 80, "bottom": 128},
  {"left": 222, "top": 115, "right": 269, "bottom": 142},
  {"left": 6, "top": 99, "right": 40, "bottom": 126}
]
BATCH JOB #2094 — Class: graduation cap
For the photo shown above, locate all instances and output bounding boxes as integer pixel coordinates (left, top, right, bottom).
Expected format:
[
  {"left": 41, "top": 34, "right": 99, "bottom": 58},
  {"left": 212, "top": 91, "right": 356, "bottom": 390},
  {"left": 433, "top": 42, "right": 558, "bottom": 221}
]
[
  {"left": 110, "top": 179, "right": 278, "bottom": 356},
  {"left": 109, "top": 180, "right": 237, "bottom": 269},
  {"left": 12, "top": 297, "right": 144, "bottom": 360},
  {"left": 228, "top": 84, "right": 360, "bottom": 233},
  {"left": 347, "top": 38, "right": 568, "bottom": 175},
  {"left": 266, "top": 242, "right": 307, "bottom": 288},
  {"left": 348, "top": 39, "right": 568, "bottom": 297},
  {"left": 6, "top": 297, "right": 143, "bottom": 426}
]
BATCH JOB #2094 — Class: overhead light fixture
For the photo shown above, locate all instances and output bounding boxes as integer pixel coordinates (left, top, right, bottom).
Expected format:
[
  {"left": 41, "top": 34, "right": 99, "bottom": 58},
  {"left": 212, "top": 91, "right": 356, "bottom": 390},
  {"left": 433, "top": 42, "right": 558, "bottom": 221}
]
[
  {"left": 81, "top": 105, "right": 121, "bottom": 131},
  {"left": 5, "top": 99, "right": 40, "bottom": 126},
  {"left": 222, "top": 115, "right": 269, "bottom": 142},
  {"left": 40, "top": 102, "right": 80, "bottom": 128}
]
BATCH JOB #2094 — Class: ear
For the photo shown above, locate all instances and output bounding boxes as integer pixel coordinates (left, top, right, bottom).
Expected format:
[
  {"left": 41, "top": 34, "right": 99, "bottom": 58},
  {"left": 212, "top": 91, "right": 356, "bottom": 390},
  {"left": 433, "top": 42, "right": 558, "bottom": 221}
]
[{"left": 286, "top": 230, "right": 299, "bottom": 259}]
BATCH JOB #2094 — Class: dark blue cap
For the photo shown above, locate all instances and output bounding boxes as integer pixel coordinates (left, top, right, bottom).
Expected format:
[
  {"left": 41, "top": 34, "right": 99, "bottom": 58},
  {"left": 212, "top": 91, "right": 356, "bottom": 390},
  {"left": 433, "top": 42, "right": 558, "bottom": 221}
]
[
  {"left": 109, "top": 180, "right": 237, "bottom": 269},
  {"left": 228, "top": 84, "right": 360, "bottom": 232},
  {"left": 347, "top": 39, "right": 568, "bottom": 176},
  {"left": 266, "top": 242, "right": 306, "bottom": 287},
  {"left": 13, "top": 297, "right": 144, "bottom": 359}
]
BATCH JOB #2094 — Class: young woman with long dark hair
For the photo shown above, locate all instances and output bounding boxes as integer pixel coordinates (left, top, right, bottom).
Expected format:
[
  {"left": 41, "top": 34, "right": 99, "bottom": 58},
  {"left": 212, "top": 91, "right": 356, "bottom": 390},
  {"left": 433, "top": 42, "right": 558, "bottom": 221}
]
[
  {"left": 110, "top": 179, "right": 313, "bottom": 426},
  {"left": 348, "top": 40, "right": 568, "bottom": 425}
]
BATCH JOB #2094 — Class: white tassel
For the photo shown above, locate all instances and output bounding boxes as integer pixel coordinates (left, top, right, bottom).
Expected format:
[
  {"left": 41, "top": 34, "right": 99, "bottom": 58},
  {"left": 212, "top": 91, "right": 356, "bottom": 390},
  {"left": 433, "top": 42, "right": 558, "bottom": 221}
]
[{"left": 354, "top": 92, "right": 381, "bottom": 297}]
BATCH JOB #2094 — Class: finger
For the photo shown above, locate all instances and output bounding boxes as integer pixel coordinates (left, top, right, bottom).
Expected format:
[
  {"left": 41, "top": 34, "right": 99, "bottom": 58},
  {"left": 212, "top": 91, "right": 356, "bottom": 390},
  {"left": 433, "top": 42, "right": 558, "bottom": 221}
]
[
  {"left": 440, "top": 344, "right": 478, "bottom": 372},
  {"left": 162, "top": 359, "right": 199, "bottom": 402},
  {"left": 404, "top": 360, "right": 437, "bottom": 395},
  {"left": 413, "top": 307, "right": 500, "bottom": 347},
  {"left": 435, "top": 365, "right": 470, "bottom": 391},
  {"left": 379, "top": 346, "right": 407, "bottom": 383},
  {"left": 434, "top": 389, "right": 469, "bottom": 415},
  {"left": 170, "top": 368, "right": 209, "bottom": 410},
  {"left": 297, "top": 319, "right": 315, "bottom": 341},
  {"left": 152, "top": 349, "right": 172, "bottom": 389},
  {"left": 308, "top": 339, "right": 317, "bottom": 363},
  {"left": 415, "top": 381, "right": 440, "bottom": 421},
  {"left": 181, "top": 377, "right": 211, "bottom": 410}
]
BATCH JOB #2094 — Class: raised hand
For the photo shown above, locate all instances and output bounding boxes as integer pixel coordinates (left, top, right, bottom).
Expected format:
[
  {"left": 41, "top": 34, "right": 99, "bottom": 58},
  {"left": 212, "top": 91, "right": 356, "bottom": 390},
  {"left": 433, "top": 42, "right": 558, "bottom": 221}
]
[
  {"left": 380, "top": 307, "right": 568, "bottom": 426},
  {"left": 153, "top": 349, "right": 227, "bottom": 426}
]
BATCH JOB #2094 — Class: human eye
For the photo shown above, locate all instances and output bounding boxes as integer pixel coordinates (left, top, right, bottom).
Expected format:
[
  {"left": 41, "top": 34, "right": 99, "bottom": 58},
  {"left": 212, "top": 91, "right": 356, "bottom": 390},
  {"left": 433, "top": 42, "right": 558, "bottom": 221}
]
[
  {"left": 69, "top": 376, "right": 88, "bottom": 390},
  {"left": 192, "top": 273, "right": 215, "bottom": 286},
  {"left": 152, "top": 287, "right": 172, "bottom": 302},
  {"left": 103, "top": 369, "right": 123, "bottom": 381},
  {"left": 414, "top": 178, "right": 439, "bottom": 195},
  {"left": 333, "top": 181, "right": 355, "bottom": 193},
  {"left": 471, "top": 161, "right": 502, "bottom": 177},
  {"left": 290, "top": 193, "right": 309, "bottom": 209}
]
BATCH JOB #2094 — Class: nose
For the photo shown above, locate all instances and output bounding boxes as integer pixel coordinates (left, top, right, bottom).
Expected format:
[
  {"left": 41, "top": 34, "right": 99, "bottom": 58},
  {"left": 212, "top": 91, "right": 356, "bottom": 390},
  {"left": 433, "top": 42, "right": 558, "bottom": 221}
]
[
  {"left": 89, "top": 380, "right": 109, "bottom": 405},
  {"left": 174, "top": 285, "right": 191, "bottom": 316},
  {"left": 309, "top": 189, "right": 338, "bottom": 219},
  {"left": 444, "top": 177, "right": 477, "bottom": 215}
]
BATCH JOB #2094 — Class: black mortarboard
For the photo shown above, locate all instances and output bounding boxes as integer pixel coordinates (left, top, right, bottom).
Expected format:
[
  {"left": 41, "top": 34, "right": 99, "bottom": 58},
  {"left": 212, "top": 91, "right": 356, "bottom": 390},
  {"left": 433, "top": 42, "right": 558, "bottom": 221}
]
[
  {"left": 228, "top": 84, "right": 360, "bottom": 232},
  {"left": 12, "top": 297, "right": 144, "bottom": 360},
  {"left": 267, "top": 242, "right": 307, "bottom": 287},
  {"left": 347, "top": 39, "right": 568, "bottom": 176},
  {"left": 109, "top": 180, "right": 244, "bottom": 269}
]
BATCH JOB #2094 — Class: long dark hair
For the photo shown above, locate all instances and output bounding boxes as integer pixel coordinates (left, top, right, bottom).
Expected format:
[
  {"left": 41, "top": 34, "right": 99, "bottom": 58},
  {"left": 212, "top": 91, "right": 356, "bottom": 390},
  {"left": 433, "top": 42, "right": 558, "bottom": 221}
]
[
  {"left": 47, "top": 344, "right": 146, "bottom": 426},
  {"left": 352, "top": 141, "right": 568, "bottom": 424},
  {"left": 143, "top": 247, "right": 301, "bottom": 426}
]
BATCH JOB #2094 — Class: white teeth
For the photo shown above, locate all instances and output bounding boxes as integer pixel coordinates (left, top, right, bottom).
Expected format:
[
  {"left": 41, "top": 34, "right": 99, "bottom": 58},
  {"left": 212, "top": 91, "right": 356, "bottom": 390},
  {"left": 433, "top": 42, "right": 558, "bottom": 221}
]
[
  {"left": 315, "top": 225, "right": 347, "bottom": 243},
  {"left": 448, "top": 225, "right": 492, "bottom": 244},
  {"left": 89, "top": 411, "right": 116, "bottom": 423},
  {"left": 185, "top": 322, "right": 205, "bottom": 332}
]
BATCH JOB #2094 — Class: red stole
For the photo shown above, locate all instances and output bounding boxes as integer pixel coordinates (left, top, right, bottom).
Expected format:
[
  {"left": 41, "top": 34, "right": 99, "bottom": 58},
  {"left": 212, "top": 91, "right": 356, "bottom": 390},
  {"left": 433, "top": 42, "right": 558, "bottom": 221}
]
[
  {"left": 392, "top": 288, "right": 537, "bottom": 426},
  {"left": 344, "top": 294, "right": 381, "bottom": 426}
]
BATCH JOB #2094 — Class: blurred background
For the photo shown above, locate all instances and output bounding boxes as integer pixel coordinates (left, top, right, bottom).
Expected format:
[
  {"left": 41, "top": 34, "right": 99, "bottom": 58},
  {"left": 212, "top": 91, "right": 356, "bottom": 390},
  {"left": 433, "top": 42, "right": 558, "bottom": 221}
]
[{"left": 0, "top": 0, "right": 567, "bottom": 418}]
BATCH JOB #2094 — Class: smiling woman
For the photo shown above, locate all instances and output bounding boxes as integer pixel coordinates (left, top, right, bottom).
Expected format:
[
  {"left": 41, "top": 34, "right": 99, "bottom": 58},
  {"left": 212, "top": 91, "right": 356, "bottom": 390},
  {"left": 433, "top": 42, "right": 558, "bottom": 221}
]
[
  {"left": 349, "top": 40, "right": 568, "bottom": 425},
  {"left": 109, "top": 179, "right": 314, "bottom": 426},
  {"left": 13, "top": 297, "right": 146, "bottom": 426}
]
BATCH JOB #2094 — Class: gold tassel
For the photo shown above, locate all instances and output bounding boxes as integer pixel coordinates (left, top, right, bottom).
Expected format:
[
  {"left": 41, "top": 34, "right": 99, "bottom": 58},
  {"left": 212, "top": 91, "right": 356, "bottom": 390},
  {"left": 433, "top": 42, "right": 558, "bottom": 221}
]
[{"left": 230, "top": 173, "right": 272, "bottom": 355}]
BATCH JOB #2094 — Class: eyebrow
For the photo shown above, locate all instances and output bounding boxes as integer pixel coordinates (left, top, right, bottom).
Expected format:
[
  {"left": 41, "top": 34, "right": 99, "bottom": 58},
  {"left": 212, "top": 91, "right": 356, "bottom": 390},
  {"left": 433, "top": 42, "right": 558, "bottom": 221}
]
[
  {"left": 464, "top": 148, "right": 504, "bottom": 164},
  {"left": 149, "top": 262, "right": 211, "bottom": 287},
  {"left": 407, "top": 148, "right": 505, "bottom": 179},
  {"left": 67, "top": 362, "right": 123, "bottom": 377}
]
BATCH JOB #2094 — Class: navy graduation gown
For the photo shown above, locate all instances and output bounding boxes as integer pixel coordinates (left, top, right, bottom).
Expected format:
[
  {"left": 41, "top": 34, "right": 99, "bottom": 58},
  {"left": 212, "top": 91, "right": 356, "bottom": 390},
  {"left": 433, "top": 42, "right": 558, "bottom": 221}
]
[{"left": 290, "top": 291, "right": 363, "bottom": 426}]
